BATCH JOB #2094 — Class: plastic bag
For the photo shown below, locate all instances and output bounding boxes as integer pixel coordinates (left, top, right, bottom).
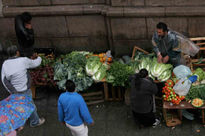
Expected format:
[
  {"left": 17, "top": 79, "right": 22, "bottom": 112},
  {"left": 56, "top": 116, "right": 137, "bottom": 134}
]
[
  {"left": 173, "top": 65, "right": 192, "bottom": 79},
  {"left": 173, "top": 31, "right": 200, "bottom": 56},
  {"left": 173, "top": 78, "right": 191, "bottom": 96}
]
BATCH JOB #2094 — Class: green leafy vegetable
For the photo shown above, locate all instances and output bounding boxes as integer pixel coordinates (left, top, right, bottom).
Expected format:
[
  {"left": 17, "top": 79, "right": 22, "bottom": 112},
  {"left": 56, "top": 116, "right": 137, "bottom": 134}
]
[{"left": 106, "top": 61, "right": 134, "bottom": 87}]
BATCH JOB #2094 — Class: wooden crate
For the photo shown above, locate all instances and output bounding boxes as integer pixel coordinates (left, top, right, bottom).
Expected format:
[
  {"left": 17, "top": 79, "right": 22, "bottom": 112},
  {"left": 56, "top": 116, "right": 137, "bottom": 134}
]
[
  {"left": 81, "top": 91, "right": 104, "bottom": 105},
  {"left": 189, "top": 37, "right": 205, "bottom": 70},
  {"left": 103, "top": 82, "right": 125, "bottom": 101}
]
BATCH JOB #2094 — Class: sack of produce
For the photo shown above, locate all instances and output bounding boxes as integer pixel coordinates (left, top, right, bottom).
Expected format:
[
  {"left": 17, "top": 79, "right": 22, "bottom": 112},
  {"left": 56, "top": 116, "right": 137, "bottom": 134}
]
[
  {"left": 173, "top": 78, "right": 191, "bottom": 96},
  {"left": 173, "top": 65, "right": 192, "bottom": 79}
]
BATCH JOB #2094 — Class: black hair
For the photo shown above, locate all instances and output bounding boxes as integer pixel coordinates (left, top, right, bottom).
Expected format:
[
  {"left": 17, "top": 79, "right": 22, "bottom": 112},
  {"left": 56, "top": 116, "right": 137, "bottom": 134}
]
[
  {"left": 65, "top": 80, "right": 76, "bottom": 92},
  {"left": 156, "top": 22, "right": 168, "bottom": 32},
  {"left": 135, "top": 69, "right": 148, "bottom": 90},
  {"left": 21, "top": 12, "right": 32, "bottom": 23},
  {"left": 7, "top": 45, "right": 18, "bottom": 57}
]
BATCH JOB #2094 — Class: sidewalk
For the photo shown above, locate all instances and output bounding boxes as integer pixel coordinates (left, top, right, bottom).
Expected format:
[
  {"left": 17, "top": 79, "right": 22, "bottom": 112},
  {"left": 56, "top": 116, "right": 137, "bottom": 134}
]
[{"left": 16, "top": 89, "right": 205, "bottom": 136}]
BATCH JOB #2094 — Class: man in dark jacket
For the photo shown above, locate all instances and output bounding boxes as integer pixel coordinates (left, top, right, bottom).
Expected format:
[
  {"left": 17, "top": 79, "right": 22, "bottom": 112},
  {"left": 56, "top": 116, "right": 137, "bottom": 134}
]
[
  {"left": 15, "top": 12, "right": 34, "bottom": 57},
  {"left": 152, "top": 22, "right": 181, "bottom": 67},
  {"left": 130, "top": 69, "right": 160, "bottom": 127}
]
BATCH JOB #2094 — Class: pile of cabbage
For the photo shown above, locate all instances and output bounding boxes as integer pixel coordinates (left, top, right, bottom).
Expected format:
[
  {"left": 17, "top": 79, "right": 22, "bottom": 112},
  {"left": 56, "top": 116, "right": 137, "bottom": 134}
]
[
  {"left": 85, "top": 56, "right": 108, "bottom": 82},
  {"left": 132, "top": 52, "right": 173, "bottom": 82}
]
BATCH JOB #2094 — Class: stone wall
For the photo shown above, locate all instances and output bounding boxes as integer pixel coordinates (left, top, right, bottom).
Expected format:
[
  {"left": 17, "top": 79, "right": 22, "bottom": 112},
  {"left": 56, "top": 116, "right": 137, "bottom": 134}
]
[{"left": 0, "top": 0, "right": 205, "bottom": 56}]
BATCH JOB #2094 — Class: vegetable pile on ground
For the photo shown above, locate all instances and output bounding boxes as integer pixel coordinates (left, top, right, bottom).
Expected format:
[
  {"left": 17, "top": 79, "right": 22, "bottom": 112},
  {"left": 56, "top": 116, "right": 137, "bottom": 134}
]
[
  {"left": 106, "top": 61, "right": 134, "bottom": 87},
  {"left": 30, "top": 54, "right": 56, "bottom": 86},
  {"left": 162, "top": 80, "right": 185, "bottom": 105},
  {"left": 54, "top": 51, "right": 93, "bottom": 91}
]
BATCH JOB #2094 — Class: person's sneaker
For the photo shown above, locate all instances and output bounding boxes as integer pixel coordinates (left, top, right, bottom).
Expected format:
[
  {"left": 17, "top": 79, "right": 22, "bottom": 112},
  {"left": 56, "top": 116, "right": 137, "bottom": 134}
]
[
  {"left": 152, "top": 119, "right": 160, "bottom": 128},
  {"left": 30, "top": 117, "right": 45, "bottom": 127}
]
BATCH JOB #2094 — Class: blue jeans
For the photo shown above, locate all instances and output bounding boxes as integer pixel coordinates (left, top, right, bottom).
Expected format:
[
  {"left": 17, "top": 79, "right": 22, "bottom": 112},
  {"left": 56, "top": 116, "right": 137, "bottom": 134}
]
[{"left": 19, "top": 89, "right": 40, "bottom": 126}]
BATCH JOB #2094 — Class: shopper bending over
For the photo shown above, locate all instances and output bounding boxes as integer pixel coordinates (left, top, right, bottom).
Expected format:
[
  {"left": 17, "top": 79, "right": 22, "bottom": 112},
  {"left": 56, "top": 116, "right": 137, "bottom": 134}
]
[{"left": 130, "top": 69, "right": 160, "bottom": 127}]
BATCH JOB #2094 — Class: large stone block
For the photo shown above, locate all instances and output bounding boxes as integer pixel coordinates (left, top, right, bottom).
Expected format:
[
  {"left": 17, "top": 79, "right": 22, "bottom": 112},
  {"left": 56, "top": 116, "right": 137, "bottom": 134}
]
[
  {"left": 175, "top": 0, "right": 205, "bottom": 6},
  {"left": 88, "top": 36, "right": 109, "bottom": 53},
  {"left": 113, "top": 40, "right": 151, "bottom": 57},
  {"left": 32, "top": 16, "right": 68, "bottom": 38},
  {"left": 52, "top": 0, "right": 87, "bottom": 5},
  {"left": 165, "top": 7, "right": 205, "bottom": 17},
  {"left": 111, "top": 0, "right": 144, "bottom": 6},
  {"left": 128, "top": 0, "right": 144, "bottom": 6},
  {"left": 111, "top": 18, "right": 146, "bottom": 40},
  {"left": 52, "top": 36, "right": 108, "bottom": 54},
  {"left": 0, "top": 18, "right": 15, "bottom": 38},
  {"left": 123, "top": 7, "right": 165, "bottom": 17},
  {"left": 146, "top": 0, "right": 174, "bottom": 6},
  {"left": 3, "top": 0, "right": 50, "bottom": 6},
  {"left": 147, "top": 18, "right": 188, "bottom": 38},
  {"left": 188, "top": 18, "right": 205, "bottom": 37},
  {"left": 52, "top": 37, "right": 89, "bottom": 54},
  {"left": 66, "top": 16, "right": 106, "bottom": 37},
  {"left": 88, "top": 0, "right": 105, "bottom": 4},
  {"left": 111, "top": 0, "right": 128, "bottom": 6},
  {"left": 34, "top": 38, "right": 53, "bottom": 48}
]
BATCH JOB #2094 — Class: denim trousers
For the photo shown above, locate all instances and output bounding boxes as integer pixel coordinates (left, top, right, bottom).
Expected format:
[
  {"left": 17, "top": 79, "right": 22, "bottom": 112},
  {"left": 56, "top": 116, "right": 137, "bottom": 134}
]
[{"left": 19, "top": 89, "right": 40, "bottom": 126}]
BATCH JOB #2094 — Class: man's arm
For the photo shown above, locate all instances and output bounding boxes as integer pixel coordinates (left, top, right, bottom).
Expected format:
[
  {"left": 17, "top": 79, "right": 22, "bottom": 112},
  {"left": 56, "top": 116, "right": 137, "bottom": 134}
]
[
  {"left": 25, "top": 56, "right": 42, "bottom": 69},
  {"left": 152, "top": 33, "right": 160, "bottom": 55},
  {"left": 58, "top": 99, "right": 65, "bottom": 123},
  {"left": 79, "top": 97, "right": 94, "bottom": 125},
  {"left": 152, "top": 33, "right": 163, "bottom": 63},
  {"left": 1, "top": 65, "right": 16, "bottom": 93}
]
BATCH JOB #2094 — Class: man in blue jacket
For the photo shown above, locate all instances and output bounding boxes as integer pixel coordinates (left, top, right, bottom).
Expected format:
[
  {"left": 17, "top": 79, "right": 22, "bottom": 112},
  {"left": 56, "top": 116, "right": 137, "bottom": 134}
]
[{"left": 58, "top": 80, "right": 94, "bottom": 136}]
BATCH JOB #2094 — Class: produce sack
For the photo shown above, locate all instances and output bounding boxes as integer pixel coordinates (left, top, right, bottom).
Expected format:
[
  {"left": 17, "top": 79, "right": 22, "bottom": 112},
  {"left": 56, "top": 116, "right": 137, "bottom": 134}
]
[
  {"left": 173, "top": 65, "right": 192, "bottom": 79},
  {"left": 173, "top": 31, "right": 200, "bottom": 56},
  {"left": 173, "top": 78, "right": 191, "bottom": 96}
]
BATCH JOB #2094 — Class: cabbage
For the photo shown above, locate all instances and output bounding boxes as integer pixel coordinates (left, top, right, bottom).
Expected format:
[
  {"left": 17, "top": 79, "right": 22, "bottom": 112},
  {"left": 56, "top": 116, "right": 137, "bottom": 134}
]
[
  {"left": 86, "top": 56, "right": 102, "bottom": 76},
  {"left": 138, "top": 57, "right": 152, "bottom": 71},
  {"left": 92, "top": 64, "right": 107, "bottom": 82},
  {"left": 193, "top": 68, "right": 205, "bottom": 81},
  {"left": 158, "top": 70, "right": 172, "bottom": 82},
  {"left": 151, "top": 58, "right": 173, "bottom": 78}
]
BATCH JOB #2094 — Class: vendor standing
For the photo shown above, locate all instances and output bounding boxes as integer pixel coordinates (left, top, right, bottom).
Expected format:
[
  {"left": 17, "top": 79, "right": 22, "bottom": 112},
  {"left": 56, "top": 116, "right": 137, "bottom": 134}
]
[
  {"left": 15, "top": 12, "right": 34, "bottom": 57},
  {"left": 152, "top": 22, "right": 181, "bottom": 67}
]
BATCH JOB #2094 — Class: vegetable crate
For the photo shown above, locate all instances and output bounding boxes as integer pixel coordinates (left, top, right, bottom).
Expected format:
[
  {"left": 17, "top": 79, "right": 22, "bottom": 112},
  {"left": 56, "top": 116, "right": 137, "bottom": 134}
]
[
  {"left": 189, "top": 37, "right": 205, "bottom": 70},
  {"left": 79, "top": 82, "right": 105, "bottom": 105},
  {"left": 104, "top": 82, "right": 125, "bottom": 101},
  {"left": 80, "top": 91, "right": 104, "bottom": 105}
]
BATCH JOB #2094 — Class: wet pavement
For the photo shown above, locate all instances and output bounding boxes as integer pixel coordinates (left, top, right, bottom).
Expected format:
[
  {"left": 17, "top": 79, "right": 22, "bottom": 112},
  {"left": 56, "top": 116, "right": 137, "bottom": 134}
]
[{"left": 8, "top": 88, "right": 205, "bottom": 136}]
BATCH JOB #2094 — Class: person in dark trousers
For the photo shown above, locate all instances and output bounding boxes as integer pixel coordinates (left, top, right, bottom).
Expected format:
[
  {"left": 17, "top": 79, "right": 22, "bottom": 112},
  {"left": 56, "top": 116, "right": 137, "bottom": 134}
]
[
  {"left": 15, "top": 12, "right": 34, "bottom": 57},
  {"left": 152, "top": 22, "right": 181, "bottom": 67},
  {"left": 130, "top": 69, "right": 160, "bottom": 127},
  {"left": 58, "top": 80, "right": 94, "bottom": 136}
]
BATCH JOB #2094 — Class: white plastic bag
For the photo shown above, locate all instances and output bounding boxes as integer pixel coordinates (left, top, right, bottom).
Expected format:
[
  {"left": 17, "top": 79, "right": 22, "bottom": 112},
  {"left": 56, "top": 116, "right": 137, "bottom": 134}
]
[
  {"left": 173, "top": 65, "right": 192, "bottom": 79},
  {"left": 173, "top": 78, "right": 191, "bottom": 96},
  {"left": 173, "top": 31, "right": 200, "bottom": 56}
]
